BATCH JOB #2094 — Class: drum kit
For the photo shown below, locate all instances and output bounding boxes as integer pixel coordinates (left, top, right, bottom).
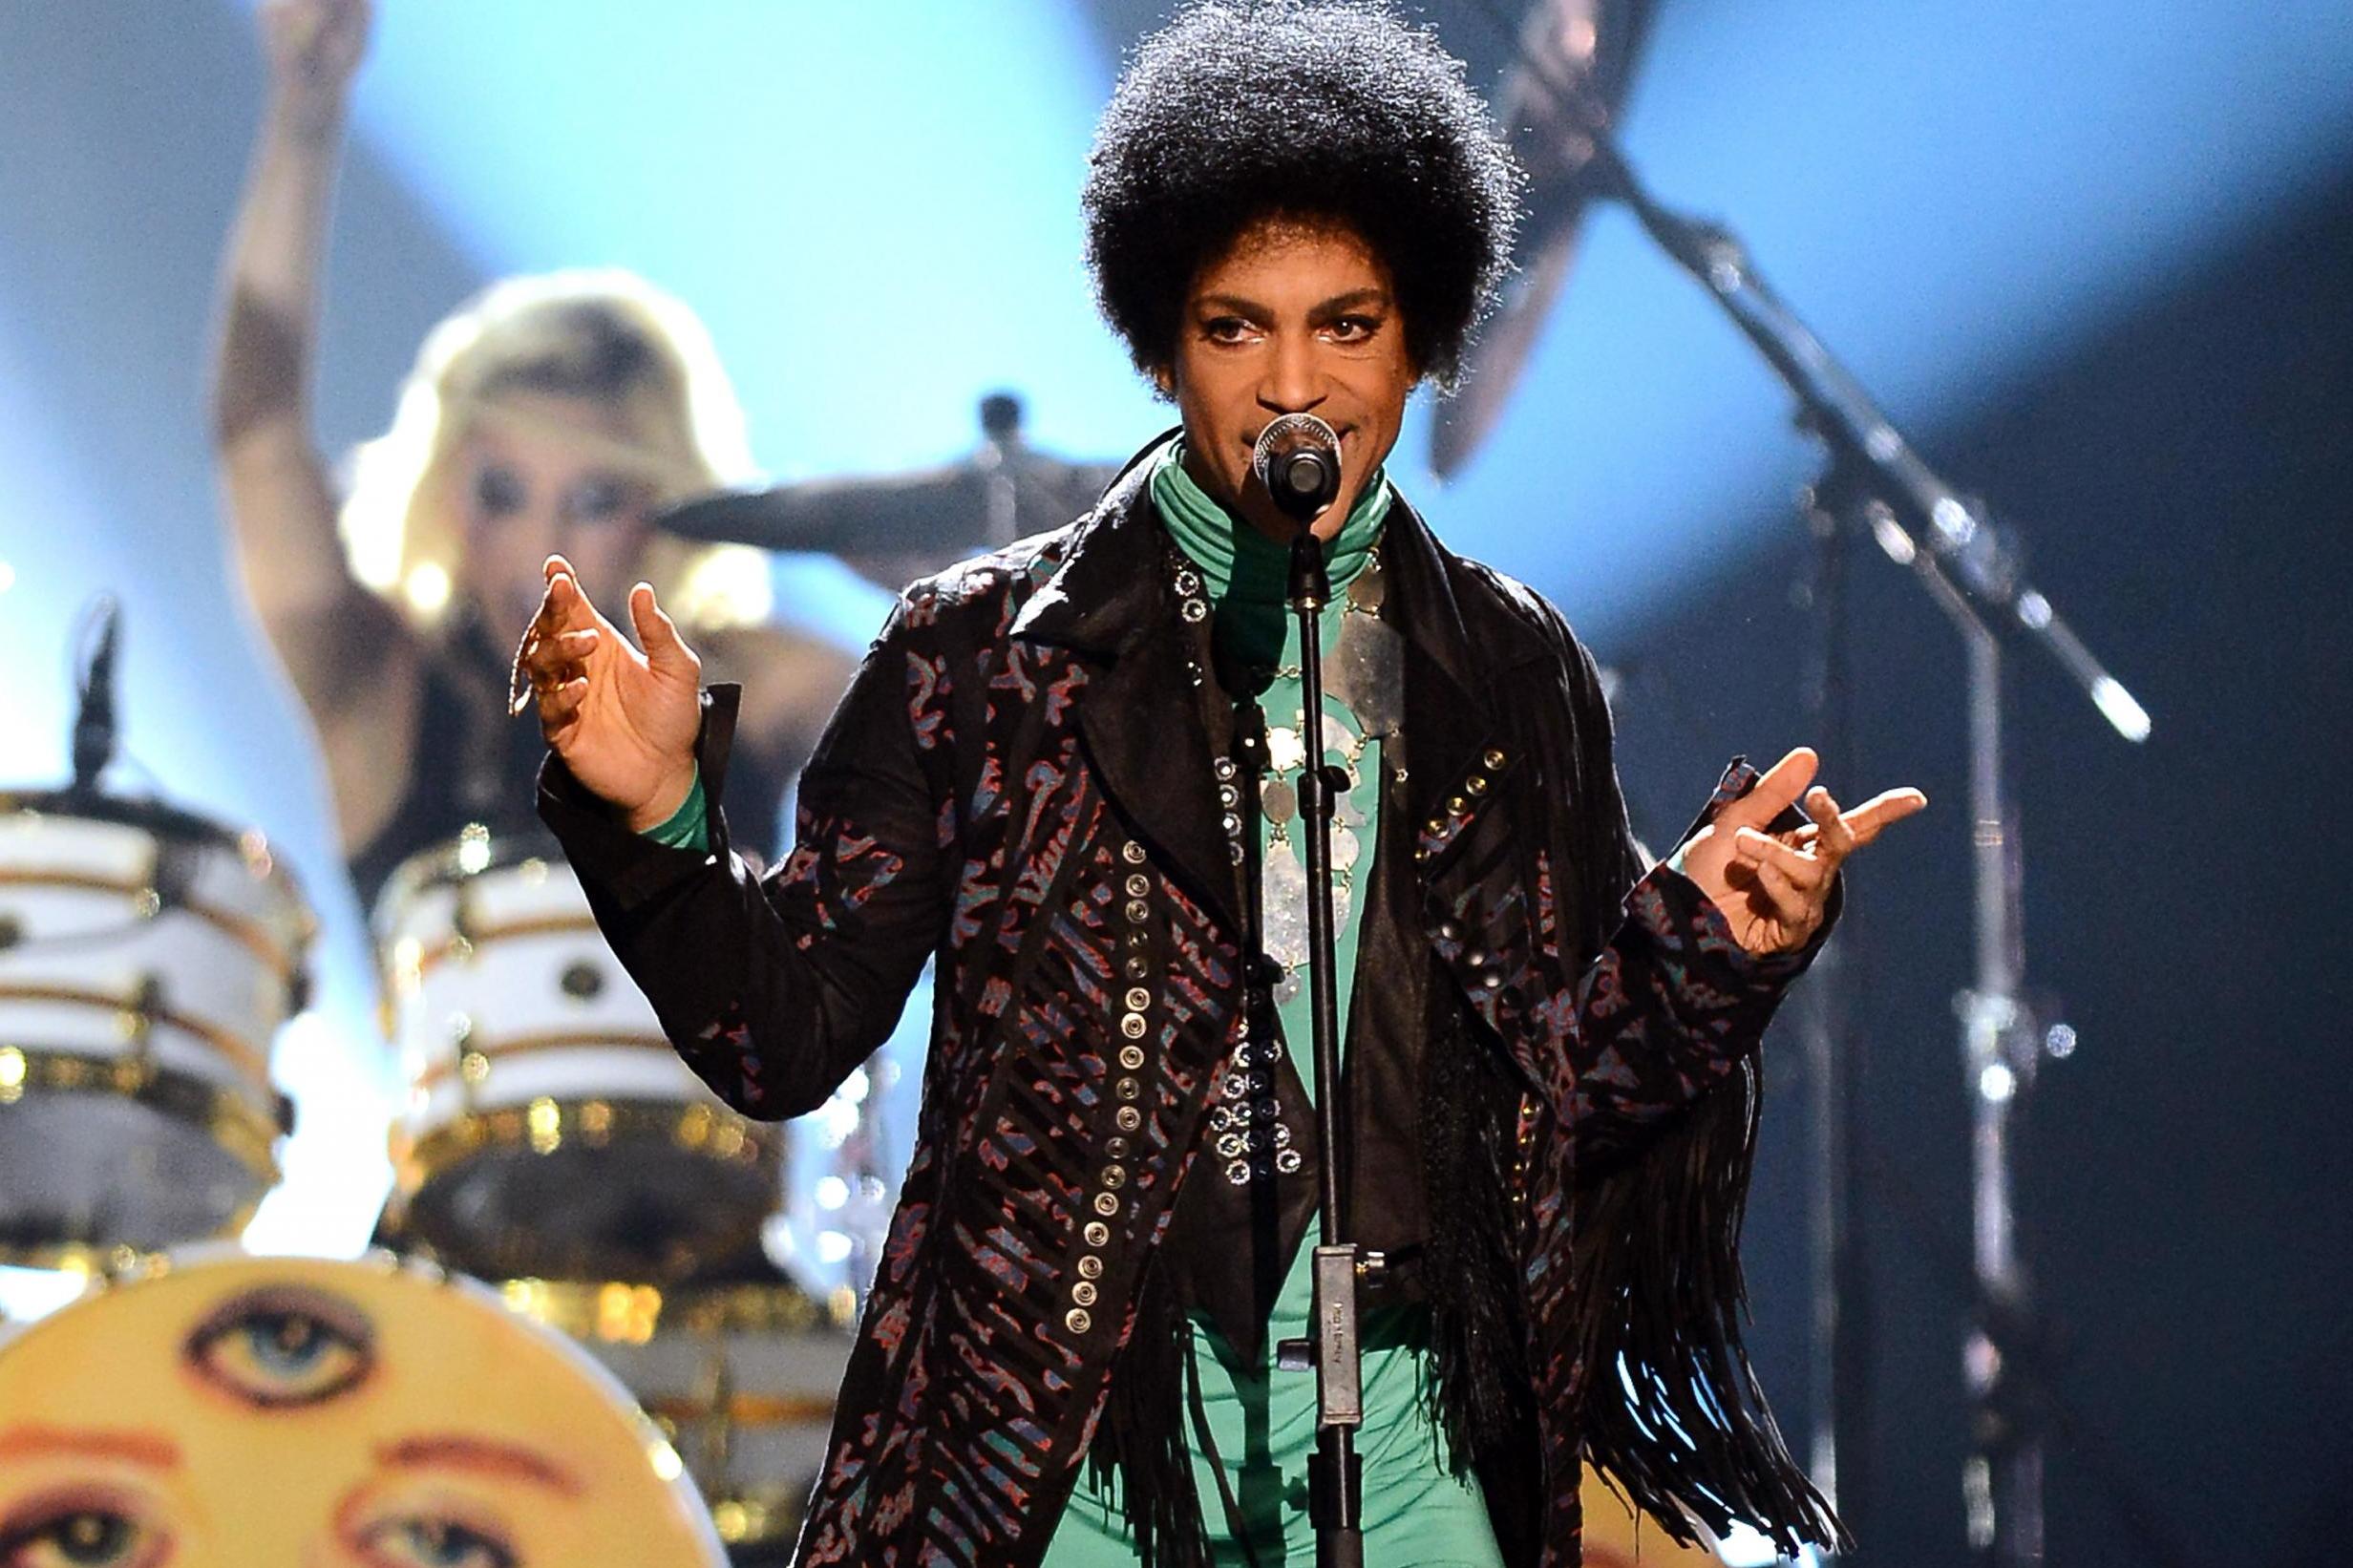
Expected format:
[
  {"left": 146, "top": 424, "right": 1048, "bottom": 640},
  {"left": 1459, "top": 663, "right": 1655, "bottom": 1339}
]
[
  {"left": 0, "top": 398, "right": 1102, "bottom": 1554},
  {"left": 0, "top": 783, "right": 858, "bottom": 1557},
  {"left": 0, "top": 629, "right": 881, "bottom": 1560}
]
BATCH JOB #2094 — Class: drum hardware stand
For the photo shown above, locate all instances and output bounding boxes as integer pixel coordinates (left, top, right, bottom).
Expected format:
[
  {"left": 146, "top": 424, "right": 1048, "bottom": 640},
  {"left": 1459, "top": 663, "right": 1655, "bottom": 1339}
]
[
  {"left": 117, "top": 974, "right": 164, "bottom": 1094},
  {"left": 1791, "top": 458, "right": 1872, "bottom": 1531},
  {"left": 1443, "top": 7, "right": 2155, "bottom": 1556},
  {"left": 1595, "top": 146, "right": 2151, "bottom": 1567},
  {"left": 66, "top": 596, "right": 123, "bottom": 800}
]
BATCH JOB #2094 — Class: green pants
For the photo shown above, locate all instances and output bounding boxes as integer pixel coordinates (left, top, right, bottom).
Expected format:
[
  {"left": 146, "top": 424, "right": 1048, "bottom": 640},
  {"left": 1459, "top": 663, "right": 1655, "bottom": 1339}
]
[{"left": 1041, "top": 1306, "right": 1505, "bottom": 1568}]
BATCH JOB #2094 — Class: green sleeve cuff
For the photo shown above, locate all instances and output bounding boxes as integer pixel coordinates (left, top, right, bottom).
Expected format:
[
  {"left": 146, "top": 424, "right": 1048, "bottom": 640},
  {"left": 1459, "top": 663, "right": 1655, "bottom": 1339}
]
[{"left": 640, "top": 769, "right": 710, "bottom": 853}]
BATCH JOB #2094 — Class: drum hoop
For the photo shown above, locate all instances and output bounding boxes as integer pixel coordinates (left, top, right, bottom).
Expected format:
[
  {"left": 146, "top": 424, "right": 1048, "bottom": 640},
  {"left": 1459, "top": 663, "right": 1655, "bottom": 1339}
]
[
  {"left": 392, "top": 1097, "right": 777, "bottom": 1191},
  {"left": 413, "top": 1030, "right": 686, "bottom": 1092},
  {"left": 0, "top": 1044, "right": 283, "bottom": 1169},
  {"left": 493, "top": 1273, "right": 847, "bottom": 1344},
  {"left": 702, "top": 1493, "right": 801, "bottom": 1547},
  {"left": 0, "top": 1045, "right": 281, "bottom": 1268},
  {"left": 0, "top": 866, "right": 310, "bottom": 979},
  {"left": 404, "top": 913, "right": 610, "bottom": 978},
  {"left": 372, "top": 829, "right": 570, "bottom": 915},
  {"left": 0, "top": 983, "right": 276, "bottom": 1091}
]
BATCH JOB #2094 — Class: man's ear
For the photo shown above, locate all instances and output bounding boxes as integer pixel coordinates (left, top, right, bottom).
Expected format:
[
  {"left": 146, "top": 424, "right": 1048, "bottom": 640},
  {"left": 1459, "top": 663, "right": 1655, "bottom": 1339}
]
[{"left": 1149, "top": 361, "right": 1176, "bottom": 399}]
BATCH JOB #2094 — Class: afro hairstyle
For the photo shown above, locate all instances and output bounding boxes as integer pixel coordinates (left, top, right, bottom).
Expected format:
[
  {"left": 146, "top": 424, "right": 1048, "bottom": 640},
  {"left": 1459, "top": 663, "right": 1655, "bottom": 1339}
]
[{"left": 1082, "top": 0, "right": 1521, "bottom": 391}]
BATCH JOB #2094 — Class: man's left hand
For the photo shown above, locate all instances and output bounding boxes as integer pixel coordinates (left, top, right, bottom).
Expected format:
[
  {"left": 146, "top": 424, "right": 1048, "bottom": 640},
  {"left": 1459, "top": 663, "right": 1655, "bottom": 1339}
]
[{"left": 1676, "top": 748, "right": 1927, "bottom": 955}]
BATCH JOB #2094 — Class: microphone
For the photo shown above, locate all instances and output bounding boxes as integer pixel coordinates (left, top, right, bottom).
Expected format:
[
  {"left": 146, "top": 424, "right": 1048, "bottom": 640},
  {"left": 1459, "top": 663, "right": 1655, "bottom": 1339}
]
[
  {"left": 1251, "top": 413, "right": 1342, "bottom": 526},
  {"left": 70, "top": 596, "right": 121, "bottom": 795}
]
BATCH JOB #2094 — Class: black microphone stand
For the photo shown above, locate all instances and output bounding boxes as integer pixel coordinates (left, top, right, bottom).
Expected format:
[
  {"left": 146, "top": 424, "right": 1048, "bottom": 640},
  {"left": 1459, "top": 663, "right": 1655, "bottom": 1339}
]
[{"left": 1261, "top": 469, "right": 1376, "bottom": 1568}]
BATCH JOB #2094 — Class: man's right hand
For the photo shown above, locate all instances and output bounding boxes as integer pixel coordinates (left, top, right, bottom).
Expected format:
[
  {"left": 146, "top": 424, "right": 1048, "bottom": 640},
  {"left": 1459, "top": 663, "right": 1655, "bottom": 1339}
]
[{"left": 520, "top": 556, "right": 706, "bottom": 833}]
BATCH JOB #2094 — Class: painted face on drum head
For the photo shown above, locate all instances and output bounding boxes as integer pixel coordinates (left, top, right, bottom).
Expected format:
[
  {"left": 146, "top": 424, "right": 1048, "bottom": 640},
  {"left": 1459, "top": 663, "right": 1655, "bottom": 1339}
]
[
  {"left": 0, "top": 1256, "right": 721, "bottom": 1567},
  {"left": 182, "top": 1282, "right": 377, "bottom": 1409}
]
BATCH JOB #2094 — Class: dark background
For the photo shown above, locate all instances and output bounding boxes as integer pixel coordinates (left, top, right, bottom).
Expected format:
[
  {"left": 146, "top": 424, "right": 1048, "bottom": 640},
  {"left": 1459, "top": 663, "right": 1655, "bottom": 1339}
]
[{"left": 1606, "top": 178, "right": 2353, "bottom": 1565}]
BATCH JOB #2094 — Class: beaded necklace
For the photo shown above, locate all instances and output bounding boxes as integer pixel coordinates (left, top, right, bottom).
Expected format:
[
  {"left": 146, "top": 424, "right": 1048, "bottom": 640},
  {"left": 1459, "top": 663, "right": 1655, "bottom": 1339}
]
[{"left": 1168, "top": 541, "right": 1403, "bottom": 1183}]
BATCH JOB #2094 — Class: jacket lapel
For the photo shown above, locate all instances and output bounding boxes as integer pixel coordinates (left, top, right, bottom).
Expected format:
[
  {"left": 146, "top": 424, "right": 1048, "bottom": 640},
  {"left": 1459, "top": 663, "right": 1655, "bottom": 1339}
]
[
  {"left": 1381, "top": 500, "right": 1574, "bottom": 1107},
  {"left": 1010, "top": 435, "right": 1241, "bottom": 937}
]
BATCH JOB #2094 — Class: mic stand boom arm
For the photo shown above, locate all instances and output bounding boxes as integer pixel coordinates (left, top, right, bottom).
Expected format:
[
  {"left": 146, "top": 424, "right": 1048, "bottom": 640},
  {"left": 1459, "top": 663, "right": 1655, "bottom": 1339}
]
[
  {"left": 1574, "top": 127, "right": 2151, "bottom": 1565},
  {"left": 1588, "top": 139, "right": 2150, "bottom": 745}
]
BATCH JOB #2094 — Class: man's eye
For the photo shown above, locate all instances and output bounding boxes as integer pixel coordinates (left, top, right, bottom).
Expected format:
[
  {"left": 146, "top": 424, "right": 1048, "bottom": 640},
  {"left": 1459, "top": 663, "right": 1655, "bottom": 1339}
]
[
  {"left": 0, "top": 1507, "right": 161, "bottom": 1568},
  {"left": 471, "top": 465, "right": 526, "bottom": 518},
  {"left": 356, "top": 1517, "right": 519, "bottom": 1568},
  {"left": 1202, "top": 316, "right": 1254, "bottom": 343},
  {"left": 182, "top": 1284, "right": 375, "bottom": 1409},
  {"left": 1326, "top": 315, "right": 1381, "bottom": 343}
]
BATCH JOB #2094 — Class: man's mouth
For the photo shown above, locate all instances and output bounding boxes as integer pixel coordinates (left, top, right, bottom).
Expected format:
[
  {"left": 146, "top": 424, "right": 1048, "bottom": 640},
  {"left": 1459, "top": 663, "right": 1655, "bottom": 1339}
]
[{"left": 1242, "top": 423, "right": 1352, "bottom": 451}]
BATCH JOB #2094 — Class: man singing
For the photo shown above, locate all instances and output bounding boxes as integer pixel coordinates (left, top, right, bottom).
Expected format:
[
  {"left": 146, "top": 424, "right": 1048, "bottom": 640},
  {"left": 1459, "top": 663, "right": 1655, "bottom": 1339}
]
[{"left": 519, "top": 4, "right": 1921, "bottom": 1563}]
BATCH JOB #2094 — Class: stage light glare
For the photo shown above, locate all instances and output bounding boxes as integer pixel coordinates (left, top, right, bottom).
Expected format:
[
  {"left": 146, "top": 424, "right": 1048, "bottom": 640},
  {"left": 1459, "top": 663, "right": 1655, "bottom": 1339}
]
[
  {"left": 1978, "top": 1062, "right": 2018, "bottom": 1103},
  {"left": 403, "top": 561, "right": 452, "bottom": 617},
  {"left": 1871, "top": 513, "right": 1918, "bottom": 565},
  {"left": 2092, "top": 675, "right": 2152, "bottom": 743},
  {"left": 1716, "top": 1523, "right": 1822, "bottom": 1567}
]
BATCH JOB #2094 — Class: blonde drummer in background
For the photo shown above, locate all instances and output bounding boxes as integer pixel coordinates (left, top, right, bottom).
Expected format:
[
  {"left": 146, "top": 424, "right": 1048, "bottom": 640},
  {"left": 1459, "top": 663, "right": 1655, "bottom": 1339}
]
[
  {"left": 0, "top": 1255, "right": 723, "bottom": 1565},
  {"left": 209, "top": 0, "right": 850, "bottom": 901}
]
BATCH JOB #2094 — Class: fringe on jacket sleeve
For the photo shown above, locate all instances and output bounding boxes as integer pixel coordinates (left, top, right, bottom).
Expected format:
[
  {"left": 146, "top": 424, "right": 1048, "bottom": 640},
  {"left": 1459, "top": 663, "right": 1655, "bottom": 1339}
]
[{"left": 1568, "top": 1058, "right": 1853, "bottom": 1557}]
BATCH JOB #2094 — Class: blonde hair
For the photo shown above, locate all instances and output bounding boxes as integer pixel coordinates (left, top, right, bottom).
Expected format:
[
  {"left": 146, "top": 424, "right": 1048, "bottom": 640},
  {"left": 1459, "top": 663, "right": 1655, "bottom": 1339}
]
[{"left": 340, "top": 268, "right": 772, "bottom": 632}]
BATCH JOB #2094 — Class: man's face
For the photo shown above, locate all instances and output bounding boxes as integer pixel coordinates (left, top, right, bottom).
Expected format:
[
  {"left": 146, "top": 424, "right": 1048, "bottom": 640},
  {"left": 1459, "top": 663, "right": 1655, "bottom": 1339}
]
[{"left": 1160, "top": 218, "right": 1418, "bottom": 542}]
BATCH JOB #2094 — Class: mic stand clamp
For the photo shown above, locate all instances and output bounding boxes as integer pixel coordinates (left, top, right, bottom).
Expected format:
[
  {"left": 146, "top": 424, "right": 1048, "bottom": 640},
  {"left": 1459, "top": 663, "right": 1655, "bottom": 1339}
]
[{"left": 1267, "top": 528, "right": 1380, "bottom": 1568}]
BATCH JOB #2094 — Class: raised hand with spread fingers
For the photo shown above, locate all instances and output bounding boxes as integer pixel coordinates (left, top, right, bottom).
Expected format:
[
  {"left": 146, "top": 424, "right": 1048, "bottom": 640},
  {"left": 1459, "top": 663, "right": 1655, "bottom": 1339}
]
[
  {"left": 516, "top": 555, "right": 705, "bottom": 832},
  {"left": 1674, "top": 747, "right": 1928, "bottom": 954}
]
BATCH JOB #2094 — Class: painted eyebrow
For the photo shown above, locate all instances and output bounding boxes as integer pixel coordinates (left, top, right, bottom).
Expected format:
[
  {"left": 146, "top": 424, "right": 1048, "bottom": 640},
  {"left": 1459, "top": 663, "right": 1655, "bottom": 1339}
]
[
  {"left": 377, "top": 1434, "right": 583, "bottom": 1497},
  {"left": 0, "top": 1425, "right": 181, "bottom": 1472},
  {"left": 1195, "top": 288, "right": 1393, "bottom": 319}
]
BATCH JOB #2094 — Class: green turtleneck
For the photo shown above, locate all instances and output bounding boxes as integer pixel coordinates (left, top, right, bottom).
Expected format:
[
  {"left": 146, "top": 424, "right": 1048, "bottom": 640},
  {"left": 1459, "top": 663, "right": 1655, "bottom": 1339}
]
[{"left": 1149, "top": 439, "right": 1390, "bottom": 678}]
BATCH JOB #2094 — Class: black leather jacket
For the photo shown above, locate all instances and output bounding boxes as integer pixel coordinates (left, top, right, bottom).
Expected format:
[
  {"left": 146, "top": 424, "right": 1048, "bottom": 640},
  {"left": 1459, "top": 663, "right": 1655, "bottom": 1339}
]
[{"left": 541, "top": 449, "right": 1844, "bottom": 1566}]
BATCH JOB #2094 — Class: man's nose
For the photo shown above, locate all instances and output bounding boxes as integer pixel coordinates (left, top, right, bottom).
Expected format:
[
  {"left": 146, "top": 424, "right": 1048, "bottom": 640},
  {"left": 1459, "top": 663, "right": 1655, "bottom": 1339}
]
[{"left": 1257, "top": 329, "right": 1327, "bottom": 414}]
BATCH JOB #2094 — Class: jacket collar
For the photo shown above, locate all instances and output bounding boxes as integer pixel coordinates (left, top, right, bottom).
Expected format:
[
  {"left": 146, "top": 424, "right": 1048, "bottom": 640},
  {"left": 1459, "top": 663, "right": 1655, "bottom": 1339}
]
[
  {"left": 1013, "top": 435, "right": 1556, "bottom": 675},
  {"left": 1007, "top": 429, "right": 1565, "bottom": 937},
  {"left": 1007, "top": 431, "right": 1176, "bottom": 657},
  {"left": 1374, "top": 491, "right": 1555, "bottom": 713}
]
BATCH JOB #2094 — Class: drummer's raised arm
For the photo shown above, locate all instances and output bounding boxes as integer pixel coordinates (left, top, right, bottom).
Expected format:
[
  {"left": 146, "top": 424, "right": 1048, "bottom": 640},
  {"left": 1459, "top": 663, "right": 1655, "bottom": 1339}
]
[{"left": 210, "top": 0, "right": 380, "bottom": 651}]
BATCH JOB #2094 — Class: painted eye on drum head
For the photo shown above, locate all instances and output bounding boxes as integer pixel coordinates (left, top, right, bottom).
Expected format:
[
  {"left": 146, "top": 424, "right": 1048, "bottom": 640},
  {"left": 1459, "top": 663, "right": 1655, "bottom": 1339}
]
[
  {"left": 355, "top": 1516, "right": 519, "bottom": 1568},
  {"left": 0, "top": 1500, "right": 164, "bottom": 1568},
  {"left": 181, "top": 1282, "right": 376, "bottom": 1409}
]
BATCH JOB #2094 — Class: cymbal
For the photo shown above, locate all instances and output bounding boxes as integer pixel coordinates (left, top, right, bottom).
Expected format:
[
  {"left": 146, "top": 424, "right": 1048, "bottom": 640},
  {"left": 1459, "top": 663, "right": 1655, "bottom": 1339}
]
[
  {"left": 1431, "top": 0, "right": 1659, "bottom": 478},
  {"left": 658, "top": 392, "right": 1121, "bottom": 588}
]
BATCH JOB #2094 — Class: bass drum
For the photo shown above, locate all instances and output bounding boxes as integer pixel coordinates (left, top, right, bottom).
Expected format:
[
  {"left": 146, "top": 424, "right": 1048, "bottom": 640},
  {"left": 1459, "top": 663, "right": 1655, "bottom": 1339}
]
[
  {"left": 375, "top": 826, "right": 780, "bottom": 1282},
  {"left": 0, "top": 1249, "right": 725, "bottom": 1564},
  {"left": 1579, "top": 1466, "right": 1732, "bottom": 1566},
  {"left": 497, "top": 1246, "right": 855, "bottom": 1560},
  {"left": 0, "top": 791, "right": 311, "bottom": 1263}
]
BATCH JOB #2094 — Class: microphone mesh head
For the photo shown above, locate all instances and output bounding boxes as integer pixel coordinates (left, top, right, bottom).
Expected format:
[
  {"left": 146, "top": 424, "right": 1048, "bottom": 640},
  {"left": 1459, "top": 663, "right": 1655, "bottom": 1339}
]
[{"left": 1251, "top": 413, "right": 1342, "bottom": 491}]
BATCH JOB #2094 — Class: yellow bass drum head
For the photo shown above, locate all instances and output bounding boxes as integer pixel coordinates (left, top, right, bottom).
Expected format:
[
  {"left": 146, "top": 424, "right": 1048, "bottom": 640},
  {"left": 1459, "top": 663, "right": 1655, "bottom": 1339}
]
[{"left": 0, "top": 1250, "right": 724, "bottom": 1565}]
